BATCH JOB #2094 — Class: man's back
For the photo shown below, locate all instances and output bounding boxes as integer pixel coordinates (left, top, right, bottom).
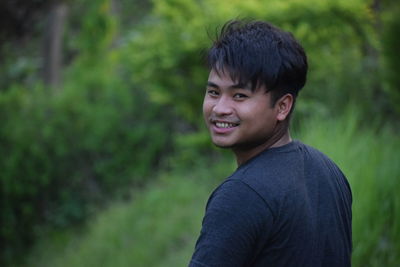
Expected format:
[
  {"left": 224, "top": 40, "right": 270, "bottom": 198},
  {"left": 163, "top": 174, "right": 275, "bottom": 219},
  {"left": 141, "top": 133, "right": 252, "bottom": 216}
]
[{"left": 190, "top": 141, "right": 352, "bottom": 266}]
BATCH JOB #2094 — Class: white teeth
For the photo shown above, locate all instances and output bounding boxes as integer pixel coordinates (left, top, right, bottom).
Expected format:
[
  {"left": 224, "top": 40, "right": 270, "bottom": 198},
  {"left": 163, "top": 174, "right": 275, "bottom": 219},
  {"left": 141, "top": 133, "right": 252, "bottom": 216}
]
[{"left": 216, "top": 122, "right": 236, "bottom": 128}]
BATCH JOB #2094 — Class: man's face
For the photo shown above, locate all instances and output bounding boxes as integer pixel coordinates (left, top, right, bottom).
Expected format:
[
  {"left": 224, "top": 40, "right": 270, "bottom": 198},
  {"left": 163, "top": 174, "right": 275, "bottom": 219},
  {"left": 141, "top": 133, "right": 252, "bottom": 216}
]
[{"left": 203, "top": 69, "right": 280, "bottom": 151}]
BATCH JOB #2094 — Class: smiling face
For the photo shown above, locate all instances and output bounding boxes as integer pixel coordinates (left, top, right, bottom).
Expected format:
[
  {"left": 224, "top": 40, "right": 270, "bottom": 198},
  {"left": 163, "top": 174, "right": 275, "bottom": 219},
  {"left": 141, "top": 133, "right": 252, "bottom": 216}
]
[{"left": 203, "top": 69, "right": 292, "bottom": 163}]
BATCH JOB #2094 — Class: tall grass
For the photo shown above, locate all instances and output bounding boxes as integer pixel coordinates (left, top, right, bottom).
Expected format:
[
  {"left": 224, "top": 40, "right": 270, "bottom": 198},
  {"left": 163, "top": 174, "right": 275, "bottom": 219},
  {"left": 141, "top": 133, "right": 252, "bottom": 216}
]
[
  {"left": 23, "top": 111, "right": 399, "bottom": 266},
  {"left": 294, "top": 109, "right": 400, "bottom": 266},
  {"left": 22, "top": 156, "right": 234, "bottom": 267}
]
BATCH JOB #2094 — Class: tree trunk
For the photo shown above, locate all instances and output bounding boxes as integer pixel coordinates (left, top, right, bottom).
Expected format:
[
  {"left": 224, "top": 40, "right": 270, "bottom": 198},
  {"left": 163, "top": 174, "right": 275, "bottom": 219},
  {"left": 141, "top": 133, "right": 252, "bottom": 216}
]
[{"left": 42, "top": 1, "right": 68, "bottom": 89}]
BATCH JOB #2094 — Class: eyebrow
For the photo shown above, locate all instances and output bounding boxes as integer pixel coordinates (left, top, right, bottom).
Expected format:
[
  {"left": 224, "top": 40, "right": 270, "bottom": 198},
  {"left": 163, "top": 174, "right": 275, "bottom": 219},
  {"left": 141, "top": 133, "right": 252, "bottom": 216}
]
[{"left": 207, "top": 81, "right": 252, "bottom": 90}]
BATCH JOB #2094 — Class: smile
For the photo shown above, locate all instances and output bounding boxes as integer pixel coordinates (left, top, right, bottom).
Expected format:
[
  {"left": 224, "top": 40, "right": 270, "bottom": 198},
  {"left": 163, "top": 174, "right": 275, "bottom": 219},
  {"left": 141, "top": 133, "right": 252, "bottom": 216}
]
[{"left": 214, "top": 122, "right": 239, "bottom": 128}]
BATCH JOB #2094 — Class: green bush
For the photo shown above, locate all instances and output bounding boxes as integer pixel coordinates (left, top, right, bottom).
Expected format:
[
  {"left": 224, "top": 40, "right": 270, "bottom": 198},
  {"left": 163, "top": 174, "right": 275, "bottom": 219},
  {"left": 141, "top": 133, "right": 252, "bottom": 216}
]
[
  {"left": 126, "top": 0, "right": 381, "bottom": 124},
  {"left": 382, "top": 4, "right": 400, "bottom": 116},
  {"left": 0, "top": 57, "right": 172, "bottom": 264},
  {"left": 0, "top": 1, "right": 174, "bottom": 263}
]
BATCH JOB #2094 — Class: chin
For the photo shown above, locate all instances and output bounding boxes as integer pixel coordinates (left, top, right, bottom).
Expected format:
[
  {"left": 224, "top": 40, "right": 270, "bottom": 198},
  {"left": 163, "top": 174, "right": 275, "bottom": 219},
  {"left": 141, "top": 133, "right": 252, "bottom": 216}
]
[
  {"left": 211, "top": 139, "right": 235, "bottom": 149},
  {"left": 213, "top": 143, "right": 233, "bottom": 149}
]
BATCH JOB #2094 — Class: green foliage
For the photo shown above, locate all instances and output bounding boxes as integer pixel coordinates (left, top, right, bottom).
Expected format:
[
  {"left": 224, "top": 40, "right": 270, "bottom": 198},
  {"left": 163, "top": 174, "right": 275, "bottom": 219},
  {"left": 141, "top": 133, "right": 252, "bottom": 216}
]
[
  {"left": 127, "top": 0, "right": 385, "bottom": 124},
  {"left": 0, "top": 62, "right": 172, "bottom": 264},
  {"left": 0, "top": 0, "right": 173, "bottom": 264},
  {"left": 382, "top": 5, "right": 400, "bottom": 115},
  {"left": 23, "top": 112, "right": 400, "bottom": 266},
  {"left": 1, "top": 0, "right": 399, "bottom": 265},
  {"left": 72, "top": 0, "right": 117, "bottom": 58},
  {"left": 23, "top": 158, "right": 233, "bottom": 267}
]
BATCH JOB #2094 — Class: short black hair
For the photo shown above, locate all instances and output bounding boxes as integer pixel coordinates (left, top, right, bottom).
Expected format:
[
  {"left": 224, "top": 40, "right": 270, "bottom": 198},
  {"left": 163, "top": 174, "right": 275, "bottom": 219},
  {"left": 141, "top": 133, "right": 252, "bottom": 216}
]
[{"left": 207, "top": 19, "right": 308, "bottom": 107}]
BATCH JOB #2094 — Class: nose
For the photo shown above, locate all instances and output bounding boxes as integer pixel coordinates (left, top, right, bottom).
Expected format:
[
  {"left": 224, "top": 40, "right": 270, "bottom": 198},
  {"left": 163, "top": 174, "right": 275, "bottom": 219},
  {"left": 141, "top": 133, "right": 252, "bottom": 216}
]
[{"left": 212, "top": 95, "right": 233, "bottom": 116}]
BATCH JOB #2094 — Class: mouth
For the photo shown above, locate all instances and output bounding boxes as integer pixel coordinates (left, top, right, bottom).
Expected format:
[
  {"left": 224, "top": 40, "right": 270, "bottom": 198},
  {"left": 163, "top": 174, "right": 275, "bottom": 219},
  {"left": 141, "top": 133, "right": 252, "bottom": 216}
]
[
  {"left": 210, "top": 120, "right": 240, "bottom": 134},
  {"left": 214, "top": 121, "right": 239, "bottom": 128}
]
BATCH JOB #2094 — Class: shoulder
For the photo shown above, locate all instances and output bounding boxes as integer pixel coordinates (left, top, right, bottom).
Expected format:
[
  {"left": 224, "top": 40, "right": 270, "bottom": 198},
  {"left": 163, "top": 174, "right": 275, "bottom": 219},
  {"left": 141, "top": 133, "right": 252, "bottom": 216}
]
[
  {"left": 297, "top": 141, "right": 347, "bottom": 178},
  {"left": 227, "top": 141, "right": 305, "bottom": 199},
  {"left": 228, "top": 141, "right": 349, "bottom": 211},
  {"left": 206, "top": 179, "right": 271, "bottom": 215}
]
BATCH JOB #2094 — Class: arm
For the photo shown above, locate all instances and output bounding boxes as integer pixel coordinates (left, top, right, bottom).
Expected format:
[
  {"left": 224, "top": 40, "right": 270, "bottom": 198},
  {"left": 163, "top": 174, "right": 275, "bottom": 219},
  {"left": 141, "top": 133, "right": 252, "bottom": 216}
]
[{"left": 189, "top": 180, "right": 273, "bottom": 267}]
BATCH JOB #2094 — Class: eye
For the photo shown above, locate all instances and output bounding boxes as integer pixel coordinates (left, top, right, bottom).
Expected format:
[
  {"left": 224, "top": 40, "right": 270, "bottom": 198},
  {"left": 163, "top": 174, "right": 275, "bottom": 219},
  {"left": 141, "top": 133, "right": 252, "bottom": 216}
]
[
  {"left": 233, "top": 93, "right": 248, "bottom": 99},
  {"left": 207, "top": 89, "right": 219, "bottom": 97}
]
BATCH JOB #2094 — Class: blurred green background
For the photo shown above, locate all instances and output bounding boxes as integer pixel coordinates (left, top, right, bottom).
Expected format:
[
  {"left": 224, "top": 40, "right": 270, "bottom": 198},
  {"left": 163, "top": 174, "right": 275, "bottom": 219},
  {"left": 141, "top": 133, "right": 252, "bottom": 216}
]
[{"left": 0, "top": 0, "right": 399, "bottom": 266}]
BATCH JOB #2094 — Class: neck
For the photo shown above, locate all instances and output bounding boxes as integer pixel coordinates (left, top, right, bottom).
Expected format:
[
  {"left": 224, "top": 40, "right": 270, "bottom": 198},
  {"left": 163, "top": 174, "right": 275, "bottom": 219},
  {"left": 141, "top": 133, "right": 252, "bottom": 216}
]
[{"left": 233, "top": 122, "right": 292, "bottom": 166}]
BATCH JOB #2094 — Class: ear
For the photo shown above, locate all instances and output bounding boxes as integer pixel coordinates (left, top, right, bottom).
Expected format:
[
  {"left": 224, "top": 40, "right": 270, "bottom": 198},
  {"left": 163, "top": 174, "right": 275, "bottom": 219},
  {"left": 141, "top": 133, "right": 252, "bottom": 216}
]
[{"left": 275, "top": 94, "right": 293, "bottom": 121}]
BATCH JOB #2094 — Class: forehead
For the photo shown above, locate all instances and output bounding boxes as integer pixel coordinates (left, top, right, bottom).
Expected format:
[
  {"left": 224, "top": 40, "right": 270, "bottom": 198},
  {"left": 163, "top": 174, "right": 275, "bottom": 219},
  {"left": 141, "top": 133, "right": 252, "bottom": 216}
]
[
  {"left": 208, "top": 69, "right": 235, "bottom": 86},
  {"left": 208, "top": 69, "right": 265, "bottom": 92}
]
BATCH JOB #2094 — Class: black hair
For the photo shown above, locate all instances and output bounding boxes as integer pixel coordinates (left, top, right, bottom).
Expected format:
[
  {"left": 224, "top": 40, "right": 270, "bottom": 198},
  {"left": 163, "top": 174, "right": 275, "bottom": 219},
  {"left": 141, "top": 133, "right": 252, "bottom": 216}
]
[{"left": 207, "top": 19, "right": 308, "bottom": 108}]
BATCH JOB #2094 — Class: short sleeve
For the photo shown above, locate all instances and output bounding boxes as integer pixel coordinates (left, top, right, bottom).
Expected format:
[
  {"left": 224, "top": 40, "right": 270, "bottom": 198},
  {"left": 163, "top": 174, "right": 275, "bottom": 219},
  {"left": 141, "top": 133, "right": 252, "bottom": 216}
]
[{"left": 189, "top": 179, "right": 273, "bottom": 267}]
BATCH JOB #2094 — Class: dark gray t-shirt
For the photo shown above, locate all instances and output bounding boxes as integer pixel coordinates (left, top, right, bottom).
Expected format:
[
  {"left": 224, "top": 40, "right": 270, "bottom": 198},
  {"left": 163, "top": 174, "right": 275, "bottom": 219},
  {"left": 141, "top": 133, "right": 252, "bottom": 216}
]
[{"left": 190, "top": 141, "right": 352, "bottom": 267}]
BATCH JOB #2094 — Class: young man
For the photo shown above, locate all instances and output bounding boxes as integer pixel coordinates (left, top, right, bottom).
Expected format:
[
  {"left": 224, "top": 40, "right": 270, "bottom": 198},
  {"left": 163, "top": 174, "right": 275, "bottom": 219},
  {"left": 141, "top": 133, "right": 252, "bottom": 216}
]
[{"left": 189, "top": 20, "right": 352, "bottom": 267}]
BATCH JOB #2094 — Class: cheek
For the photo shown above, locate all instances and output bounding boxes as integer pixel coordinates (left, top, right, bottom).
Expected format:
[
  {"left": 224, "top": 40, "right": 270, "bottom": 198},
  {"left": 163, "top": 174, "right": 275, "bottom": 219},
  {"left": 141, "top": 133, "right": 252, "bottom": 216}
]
[
  {"left": 202, "top": 104, "right": 209, "bottom": 121},
  {"left": 202, "top": 99, "right": 213, "bottom": 116},
  {"left": 239, "top": 101, "right": 265, "bottom": 118},
  {"left": 241, "top": 101, "right": 277, "bottom": 124}
]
